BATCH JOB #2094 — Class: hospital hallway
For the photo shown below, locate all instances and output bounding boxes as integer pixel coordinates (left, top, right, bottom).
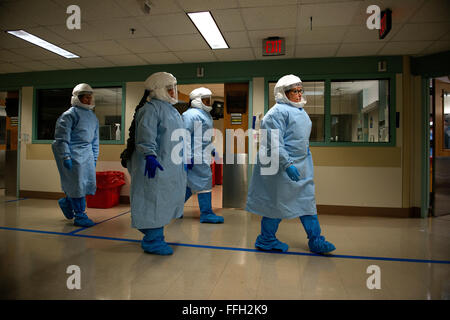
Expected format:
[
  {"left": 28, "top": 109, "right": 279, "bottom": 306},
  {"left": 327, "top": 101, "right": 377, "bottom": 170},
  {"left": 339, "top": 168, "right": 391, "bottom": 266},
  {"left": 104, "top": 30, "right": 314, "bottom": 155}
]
[{"left": 0, "top": 194, "right": 449, "bottom": 300}]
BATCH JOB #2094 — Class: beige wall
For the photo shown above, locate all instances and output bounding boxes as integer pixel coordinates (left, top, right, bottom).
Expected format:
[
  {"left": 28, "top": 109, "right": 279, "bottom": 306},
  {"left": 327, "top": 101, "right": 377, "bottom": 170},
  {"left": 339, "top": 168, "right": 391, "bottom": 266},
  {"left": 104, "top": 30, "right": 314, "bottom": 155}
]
[{"left": 18, "top": 71, "right": 421, "bottom": 210}]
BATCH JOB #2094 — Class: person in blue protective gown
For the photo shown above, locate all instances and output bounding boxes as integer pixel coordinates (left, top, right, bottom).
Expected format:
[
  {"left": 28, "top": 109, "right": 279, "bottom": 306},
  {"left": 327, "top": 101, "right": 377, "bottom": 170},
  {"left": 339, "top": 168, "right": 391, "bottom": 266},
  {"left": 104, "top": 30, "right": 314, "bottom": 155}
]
[
  {"left": 183, "top": 87, "right": 224, "bottom": 224},
  {"left": 246, "top": 74, "right": 336, "bottom": 254},
  {"left": 126, "top": 72, "right": 187, "bottom": 255},
  {"left": 52, "top": 83, "right": 99, "bottom": 227}
]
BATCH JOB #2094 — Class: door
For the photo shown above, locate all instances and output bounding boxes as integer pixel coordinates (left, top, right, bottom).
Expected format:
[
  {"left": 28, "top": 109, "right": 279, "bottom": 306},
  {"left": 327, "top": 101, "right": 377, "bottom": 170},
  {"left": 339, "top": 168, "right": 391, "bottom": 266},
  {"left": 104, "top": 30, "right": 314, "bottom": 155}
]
[
  {"left": 433, "top": 79, "right": 450, "bottom": 216},
  {"left": 222, "top": 82, "right": 249, "bottom": 208}
]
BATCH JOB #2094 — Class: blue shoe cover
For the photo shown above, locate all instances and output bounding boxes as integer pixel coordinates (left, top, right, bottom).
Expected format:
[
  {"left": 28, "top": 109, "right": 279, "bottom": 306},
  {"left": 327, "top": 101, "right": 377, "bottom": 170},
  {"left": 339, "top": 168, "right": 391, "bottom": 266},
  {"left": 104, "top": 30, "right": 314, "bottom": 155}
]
[
  {"left": 198, "top": 192, "right": 224, "bottom": 223},
  {"left": 140, "top": 228, "right": 173, "bottom": 255},
  {"left": 141, "top": 240, "right": 173, "bottom": 255},
  {"left": 308, "top": 236, "right": 336, "bottom": 254},
  {"left": 255, "top": 235, "right": 289, "bottom": 252},
  {"left": 74, "top": 212, "right": 95, "bottom": 227},
  {"left": 200, "top": 213, "right": 224, "bottom": 224},
  {"left": 58, "top": 197, "right": 73, "bottom": 220}
]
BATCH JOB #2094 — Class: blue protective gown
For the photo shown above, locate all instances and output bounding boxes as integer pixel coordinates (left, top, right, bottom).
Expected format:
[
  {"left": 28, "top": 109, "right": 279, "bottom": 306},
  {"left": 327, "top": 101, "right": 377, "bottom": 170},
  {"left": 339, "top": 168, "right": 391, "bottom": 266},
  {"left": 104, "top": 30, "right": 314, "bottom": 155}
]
[
  {"left": 52, "top": 105, "right": 99, "bottom": 198},
  {"left": 182, "top": 107, "right": 213, "bottom": 192},
  {"left": 128, "top": 98, "right": 187, "bottom": 229},
  {"left": 246, "top": 102, "right": 317, "bottom": 219}
]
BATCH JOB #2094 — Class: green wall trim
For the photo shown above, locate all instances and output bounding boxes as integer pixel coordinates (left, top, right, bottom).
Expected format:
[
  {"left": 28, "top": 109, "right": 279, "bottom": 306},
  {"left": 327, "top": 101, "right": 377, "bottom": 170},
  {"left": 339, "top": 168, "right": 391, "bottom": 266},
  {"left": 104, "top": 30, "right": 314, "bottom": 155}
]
[
  {"left": 411, "top": 50, "right": 450, "bottom": 77},
  {"left": 264, "top": 74, "right": 397, "bottom": 147},
  {"left": 31, "top": 82, "right": 127, "bottom": 145},
  {"left": 0, "top": 56, "right": 403, "bottom": 88}
]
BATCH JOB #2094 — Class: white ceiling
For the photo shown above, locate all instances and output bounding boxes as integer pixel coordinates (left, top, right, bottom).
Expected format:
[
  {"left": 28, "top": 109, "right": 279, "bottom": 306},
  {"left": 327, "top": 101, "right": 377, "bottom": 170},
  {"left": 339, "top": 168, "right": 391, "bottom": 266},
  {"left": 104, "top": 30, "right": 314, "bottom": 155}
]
[{"left": 0, "top": 0, "right": 449, "bottom": 74}]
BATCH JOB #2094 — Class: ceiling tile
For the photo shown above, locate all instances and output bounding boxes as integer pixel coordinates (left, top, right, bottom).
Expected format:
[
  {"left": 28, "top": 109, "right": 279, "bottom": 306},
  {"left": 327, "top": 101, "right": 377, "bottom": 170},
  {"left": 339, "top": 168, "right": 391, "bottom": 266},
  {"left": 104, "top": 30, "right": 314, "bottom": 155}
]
[
  {"left": 297, "top": 26, "right": 348, "bottom": 44},
  {"left": 175, "top": 50, "right": 218, "bottom": 63},
  {"left": 117, "top": 37, "right": 168, "bottom": 54},
  {"left": 52, "top": 0, "right": 131, "bottom": 21},
  {"left": 241, "top": 6, "right": 298, "bottom": 30},
  {"left": 0, "top": 63, "right": 29, "bottom": 74},
  {"left": 248, "top": 29, "right": 297, "bottom": 48},
  {"left": 88, "top": 18, "right": 153, "bottom": 40},
  {"left": 350, "top": 0, "right": 425, "bottom": 26},
  {"left": 420, "top": 41, "right": 450, "bottom": 55},
  {"left": 137, "top": 14, "right": 197, "bottom": 37},
  {"left": 179, "top": 0, "right": 239, "bottom": 11},
  {"left": 9, "top": 46, "right": 64, "bottom": 60},
  {"left": 392, "top": 23, "right": 450, "bottom": 41},
  {"left": 49, "top": 23, "right": 108, "bottom": 43},
  {"left": 213, "top": 48, "right": 255, "bottom": 61},
  {"left": 211, "top": 9, "right": 246, "bottom": 32},
  {"left": 295, "top": 43, "right": 339, "bottom": 57},
  {"left": 378, "top": 41, "right": 434, "bottom": 55},
  {"left": 298, "top": 2, "right": 361, "bottom": 28},
  {"left": 158, "top": 34, "right": 209, "bottom": 51},
  {"left": 239, "top": 0, "right": 297, "bottom": 7},
  {"left": 75, "top": 56, "right": 117, "bottom": 68},
  {"left": 0, "top": 0, "right": 50, "bottom": 29},
  {"left": 0, "top": 49, "right": 30, "bottom": 63},
  {"left": 409, "top": 0, "right": 450, "bottom": 23},
  {"left": 13, "top": 60, "right": 57, "bottom": 71},
  {"left": 103, "top": 54, "right": 148, "bottom": 66},
  {"left": 343, "top": 24, "right": 401, "bottom": 43},
  {"left": 41, "top": 58, "right": 86, "bottom": 70},
  {"left": 114, "top": 0, "right": 182, "bottom": 16},
  {"left": 138, "top": 52, "right": 182, "bottom": 64},
  {"left": 78, "top": 40, "right": 131, "bottom": 56},
  {"left": 336, "top": 42, "right": 385, "bottom": 57},
  {"left": 222, "top": 31, "right": 251, "bottom": 48},
  {"left": 60, "top": 44, "right": 97, "bottom": 58}
]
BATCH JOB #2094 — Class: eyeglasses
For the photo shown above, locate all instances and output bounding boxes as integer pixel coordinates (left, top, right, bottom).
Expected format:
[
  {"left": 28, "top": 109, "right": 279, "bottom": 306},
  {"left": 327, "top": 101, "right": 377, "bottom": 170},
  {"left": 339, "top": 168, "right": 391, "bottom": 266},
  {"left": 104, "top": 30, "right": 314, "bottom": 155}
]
[{"left": 289, "top": 89, "right": 304, "bottom": 94}]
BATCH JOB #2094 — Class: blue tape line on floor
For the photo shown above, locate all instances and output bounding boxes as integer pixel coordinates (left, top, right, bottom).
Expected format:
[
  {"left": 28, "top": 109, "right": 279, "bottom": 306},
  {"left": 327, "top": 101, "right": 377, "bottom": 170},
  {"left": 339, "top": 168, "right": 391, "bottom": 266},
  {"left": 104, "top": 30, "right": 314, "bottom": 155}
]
[
  {"left": 1, "top": 225, "right": 450, "bottom": 265},
  {"left": 4, "top": 198, "right": 28, "bottom": 203},
  {"left": 68, "top": 210, "right": 131, "bottom": 235}
]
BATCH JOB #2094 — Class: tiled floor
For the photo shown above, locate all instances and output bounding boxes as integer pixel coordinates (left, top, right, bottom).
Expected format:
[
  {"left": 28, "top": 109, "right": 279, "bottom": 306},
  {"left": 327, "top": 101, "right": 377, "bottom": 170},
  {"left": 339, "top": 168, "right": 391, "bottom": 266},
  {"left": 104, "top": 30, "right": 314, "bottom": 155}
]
[{"left": 0, "top": 187, "right": 449, "bottom": 300}]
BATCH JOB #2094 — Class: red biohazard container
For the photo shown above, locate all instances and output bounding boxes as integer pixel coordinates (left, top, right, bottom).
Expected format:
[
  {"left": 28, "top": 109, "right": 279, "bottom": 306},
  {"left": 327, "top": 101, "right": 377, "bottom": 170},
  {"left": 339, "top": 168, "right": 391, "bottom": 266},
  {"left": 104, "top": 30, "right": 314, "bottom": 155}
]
[
  {"left": 210, "top": 161, "right": 215, "bottom": 187},
  {"left": 86, "top": 171, "right": 126, "bottom": 208},
  {"left": 215, "top": 162, "right": 223, "bottom": 185}
]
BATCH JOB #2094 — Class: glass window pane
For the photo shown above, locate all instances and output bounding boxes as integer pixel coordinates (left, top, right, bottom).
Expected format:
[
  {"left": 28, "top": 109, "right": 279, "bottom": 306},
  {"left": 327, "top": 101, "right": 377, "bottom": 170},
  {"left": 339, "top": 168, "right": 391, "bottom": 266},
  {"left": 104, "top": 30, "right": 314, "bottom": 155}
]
[
  {"left": 268, "top": 81, "right": 325, "bottom": 142},
  {"left": 330, "top": 80, "right": 389, "bottom": 143},
  {"left": 444, "top": 92, "right": 450, "bottom": 149},
  {"left": 36, "top": 86, "right": 123, "bottom": 141}
]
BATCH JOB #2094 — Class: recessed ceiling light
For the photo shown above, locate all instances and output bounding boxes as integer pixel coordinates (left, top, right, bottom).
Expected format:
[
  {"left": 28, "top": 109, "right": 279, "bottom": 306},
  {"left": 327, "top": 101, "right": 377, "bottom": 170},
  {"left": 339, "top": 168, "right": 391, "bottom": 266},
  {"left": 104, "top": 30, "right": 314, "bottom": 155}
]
[
  {"left": 6, "top": 30, "right": 79, "bottom": 59},
  {"left": 187, "top": 11, "right": 228, "bottom": 50}
]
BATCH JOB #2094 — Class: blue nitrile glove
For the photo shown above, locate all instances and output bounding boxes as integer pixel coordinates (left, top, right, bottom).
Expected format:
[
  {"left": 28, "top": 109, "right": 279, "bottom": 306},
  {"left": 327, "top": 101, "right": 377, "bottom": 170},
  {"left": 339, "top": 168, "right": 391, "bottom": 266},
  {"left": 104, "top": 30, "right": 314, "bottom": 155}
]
[
  {"left": 144, "top": 155, "right": 164, "bottom": 179},
  {"left": 211, "top": 149, "right": 216, "bottom": 157},
  {"left": 286, "top": 165, "right": 300, "bottom": 182},
  {"left": 63, "top": 158, "right": 73, "bottom": 170}
]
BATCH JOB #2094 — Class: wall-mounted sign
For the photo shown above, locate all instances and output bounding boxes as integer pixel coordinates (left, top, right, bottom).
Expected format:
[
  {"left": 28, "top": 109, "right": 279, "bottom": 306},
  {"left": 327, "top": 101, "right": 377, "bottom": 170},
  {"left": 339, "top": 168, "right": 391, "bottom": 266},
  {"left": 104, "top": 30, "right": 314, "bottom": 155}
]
[
  {"left": 379, "top": 9, "right": 392, "bottom": 39},
  {"left": 262, "top": 37, "right": 285, "bottom": 56}
]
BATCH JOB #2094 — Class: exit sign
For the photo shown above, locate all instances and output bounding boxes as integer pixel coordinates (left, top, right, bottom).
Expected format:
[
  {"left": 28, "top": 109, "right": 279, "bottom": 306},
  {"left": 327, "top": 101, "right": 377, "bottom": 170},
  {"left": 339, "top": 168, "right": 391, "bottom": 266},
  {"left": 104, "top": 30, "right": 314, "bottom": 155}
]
[
  {"left": 262, "top": 37, "right": 285, "bottom": 56},
  {"left": 379, "top": 9, "right": 392, "bottom": 39}
]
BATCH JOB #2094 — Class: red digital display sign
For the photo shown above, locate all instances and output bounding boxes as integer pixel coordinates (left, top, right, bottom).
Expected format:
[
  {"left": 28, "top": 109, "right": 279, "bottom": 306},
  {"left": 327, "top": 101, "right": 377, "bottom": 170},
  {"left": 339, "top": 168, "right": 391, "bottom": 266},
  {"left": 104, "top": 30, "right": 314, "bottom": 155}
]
[
  {"left": 262, "top": 37, "right": 285, "bottom": 56},
  {"left": 379, "top": 9, "right": 392, "bottom": 39}
]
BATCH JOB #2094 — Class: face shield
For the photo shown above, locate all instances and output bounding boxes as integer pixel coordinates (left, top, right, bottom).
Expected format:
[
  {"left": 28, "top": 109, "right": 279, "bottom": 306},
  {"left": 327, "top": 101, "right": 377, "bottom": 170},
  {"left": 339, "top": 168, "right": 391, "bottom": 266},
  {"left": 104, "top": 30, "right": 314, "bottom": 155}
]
[
  {"left": 71, "top": 83, "right": 95, "bottom": 110},
  {"left": 190, "top": 87, "right": 213, "bottom": 112},
  {"left": 144, "top": 72, "right": 178, "bottom": 105},
  {"left": 274, "top": 75, "right": 307, "bottom": 108}
]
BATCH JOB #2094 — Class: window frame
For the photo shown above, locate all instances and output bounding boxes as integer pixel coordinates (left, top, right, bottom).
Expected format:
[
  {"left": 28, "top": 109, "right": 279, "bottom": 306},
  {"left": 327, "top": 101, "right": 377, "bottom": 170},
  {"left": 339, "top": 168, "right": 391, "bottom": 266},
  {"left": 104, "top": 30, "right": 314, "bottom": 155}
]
[
  {"left": 265, "top": 74, "right": 396, "bottom": 147},
  {"left": 32, "top": 82, "right": 126, "bottom": 145}
]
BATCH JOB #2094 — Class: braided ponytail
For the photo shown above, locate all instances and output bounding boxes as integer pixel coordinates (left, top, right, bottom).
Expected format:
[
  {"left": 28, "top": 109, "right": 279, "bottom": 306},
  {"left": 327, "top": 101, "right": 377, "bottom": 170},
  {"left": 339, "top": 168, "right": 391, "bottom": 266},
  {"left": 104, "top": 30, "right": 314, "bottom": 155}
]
[{"left": 120, "top": 90, "right": 150, "bottom": 168}]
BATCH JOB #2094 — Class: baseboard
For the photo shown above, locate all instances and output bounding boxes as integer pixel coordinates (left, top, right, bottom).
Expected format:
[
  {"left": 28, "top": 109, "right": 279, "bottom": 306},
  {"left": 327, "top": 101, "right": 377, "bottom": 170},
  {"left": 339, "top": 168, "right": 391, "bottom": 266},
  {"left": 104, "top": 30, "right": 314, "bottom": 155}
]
[
  {"left": 19, "top": 190, "right": 421, "bottom": 218},
  {"left": 317, "top": 205, "right": 421, "bottom": 218}
]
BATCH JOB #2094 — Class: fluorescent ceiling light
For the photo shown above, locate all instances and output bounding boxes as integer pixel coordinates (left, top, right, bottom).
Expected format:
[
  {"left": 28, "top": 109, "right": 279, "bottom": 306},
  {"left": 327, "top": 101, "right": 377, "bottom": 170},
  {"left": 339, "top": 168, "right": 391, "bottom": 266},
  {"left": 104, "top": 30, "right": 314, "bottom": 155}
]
[
  {"left": 6, "top": 30, "right": 79, "bottom": 58},
  {"left": 187, "top": 11, "right": 228, "bottom": 49}
]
